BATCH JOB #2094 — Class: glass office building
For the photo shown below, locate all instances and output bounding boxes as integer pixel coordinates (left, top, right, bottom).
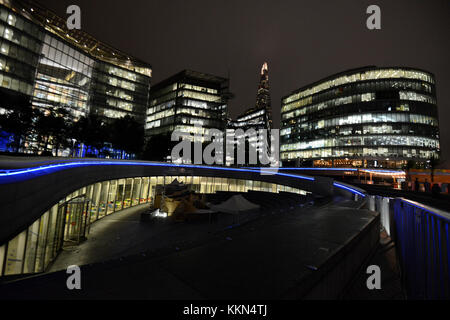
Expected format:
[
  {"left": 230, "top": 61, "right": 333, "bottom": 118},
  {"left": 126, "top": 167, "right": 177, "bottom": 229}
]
[
  {"left": 280, "top": 66, "right": 440, "bottom": 168},
  {"left": 0, "top": 0, "right": 152, "bottom": 122},
  {"left": 145, "top": 70, "right": 230, "bottom": 141}
]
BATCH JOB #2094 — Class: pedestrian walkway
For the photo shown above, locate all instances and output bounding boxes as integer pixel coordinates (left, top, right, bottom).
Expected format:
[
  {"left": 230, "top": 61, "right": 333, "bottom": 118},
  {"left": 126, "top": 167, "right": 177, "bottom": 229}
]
[
  {"left": 48, "top": 202, "right": 261, "bottom": 272},
  {"left": 343, "top": 231, "right": 405, "bottom": 300}
]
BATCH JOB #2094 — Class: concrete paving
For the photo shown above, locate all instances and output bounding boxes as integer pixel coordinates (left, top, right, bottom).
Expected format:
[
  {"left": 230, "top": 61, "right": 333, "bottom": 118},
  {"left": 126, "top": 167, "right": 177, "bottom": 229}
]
[
  {"left": 0, "top": 202, "right": 379, "bottom": 299},
  {"left": 49, "top": 203, "right": 267, "bottom": 272}
]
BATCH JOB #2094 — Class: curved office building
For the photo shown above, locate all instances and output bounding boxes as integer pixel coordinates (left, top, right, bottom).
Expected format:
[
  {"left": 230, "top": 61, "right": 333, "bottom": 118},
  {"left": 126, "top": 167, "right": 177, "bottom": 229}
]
[
  {"left": 0, "top": 159, "right": 366, "bottom": 278},
  {"left": 280, "top": 66, "right": 440, "bottom": 168}
]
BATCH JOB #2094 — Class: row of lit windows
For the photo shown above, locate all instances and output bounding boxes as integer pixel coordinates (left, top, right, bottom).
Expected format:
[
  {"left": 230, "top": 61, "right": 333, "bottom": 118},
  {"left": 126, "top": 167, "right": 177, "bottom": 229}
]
[
  {"left": 282, "top": 92, "right": 375, "bottom": 118},
  {"left": 284, "top": 80, "right": 434, "bottom": 110},
  {"left": 107, "top": 65, "right": 137, "bottom": 82},
  {"left": 146, "top": 114, "right": 222, "bottom": 131},
  {"left": 0, "top": 38, "right": 38, "bottom": 70},
  {"left": 0, "top": 72, "right": 33, "bottom": 95},
  {"left": 282, "top": 123, "right": 438, "bottom": 142},
  {"left": 97, "top": 107, "right": 129, "bottom": 119},
  {"left": 33, "top": 87, "right": 88, "bottom": 110},
  {"left": 179, "top": 83, "right": 218, "bottom": 94},
  {"left": 281, "top": 135, "right": 439, "bottom": 152},
  {"left": 106, "top": 75, "right": 135, "bottom": 91},
  {"left": 282, "top": 90, "right": 435, "bottom": 118},
  {"left": 105, "top": 88, "right": 133, "bottom": 102},
  {"left": 281, "top": 147, "right": 438, "bottom": 161},
  {"left": 0, "top": 21, "right": 41, "bottom": 54},
  {"left": 0, "top": 54, "right": 35, "bottom": 81},
  {"left": 237, "top": 109, "right": 265, "bottom": 122},
  {"left": 177, "top": 90, "right": 221, "bottom": 102},
  {"left": 399, "top": 91, "right": 435, "bottom": 104},
  {"left": 284, "top": 113, "right": 438, "bottom": 133},
  {"left": 147, "top": 99, "right": 176, "bottom": 115},
  {"left": 106, "top": 98, "right": 133, "bottom": 112},
  {"left": 176, "top": 107, "right": 217, "bottom": 119},
  {"left": 0, "top": 6, "right": 43, "bottom": 41},
  {"left": 283, "top": 69, "right": 434, "bottom": 104},
  {"left": 146, "top": 108, "right": 175, "bottom": 123},
  {"left": 32, "top": 77, "right": 90, "bottom": 117},
  {"left": 0, "top": 174, "right": 306, "bottom": 277},
  {"left": 183, "top": 98, "right": 212, "bottom": 110}
]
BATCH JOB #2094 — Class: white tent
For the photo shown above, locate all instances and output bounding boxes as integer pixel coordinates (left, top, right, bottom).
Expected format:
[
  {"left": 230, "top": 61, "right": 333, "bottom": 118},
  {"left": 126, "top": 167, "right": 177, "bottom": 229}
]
[{"left": 210, "top": 194, "right": 260, "bottom": 215}]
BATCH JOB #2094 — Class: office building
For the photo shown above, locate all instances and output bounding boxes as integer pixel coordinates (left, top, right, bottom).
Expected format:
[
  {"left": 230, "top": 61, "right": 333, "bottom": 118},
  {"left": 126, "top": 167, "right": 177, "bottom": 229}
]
[
  {"left": 145, "top": 69, "right": 230, "bottom": 142},
  {"left": 280, "top": 66, "right": 440, "bottom": 168},
  {"left": 0, "top": 0, "right": 152, "bottom": 124}
]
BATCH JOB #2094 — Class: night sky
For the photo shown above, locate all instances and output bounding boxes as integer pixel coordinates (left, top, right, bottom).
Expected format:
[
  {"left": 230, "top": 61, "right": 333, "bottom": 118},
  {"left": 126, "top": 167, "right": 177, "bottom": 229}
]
[{"left": 41, "top": 0, "right": 450, "bottom": 164}]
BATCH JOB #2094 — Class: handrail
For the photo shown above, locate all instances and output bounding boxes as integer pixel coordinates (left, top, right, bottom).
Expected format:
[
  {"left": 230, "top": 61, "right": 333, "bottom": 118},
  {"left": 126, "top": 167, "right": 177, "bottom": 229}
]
[{"left": 397, "top": 198, "right": 450, "bottom": 222}]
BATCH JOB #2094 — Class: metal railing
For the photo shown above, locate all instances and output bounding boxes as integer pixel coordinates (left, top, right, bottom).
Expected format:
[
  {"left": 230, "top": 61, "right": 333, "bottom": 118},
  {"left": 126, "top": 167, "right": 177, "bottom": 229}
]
[
  {"left": 367, "top": 195, "right": 450, "bottom": 299},
  {"left": 393, "top": 198, "right": 450, "bottom": 299}
]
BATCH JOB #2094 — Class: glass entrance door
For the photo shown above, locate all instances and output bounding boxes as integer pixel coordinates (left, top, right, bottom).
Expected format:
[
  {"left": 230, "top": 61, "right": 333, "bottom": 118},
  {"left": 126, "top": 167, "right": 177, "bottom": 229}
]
[{"left": 62, "top": 197, "right": 90, "bottom": 245}]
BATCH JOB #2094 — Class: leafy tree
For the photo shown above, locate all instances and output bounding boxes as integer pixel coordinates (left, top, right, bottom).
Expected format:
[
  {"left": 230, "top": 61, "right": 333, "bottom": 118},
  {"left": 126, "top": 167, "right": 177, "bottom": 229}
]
[
  {"left": 109, "top": 115, "right": 144, "bottom": 158},
  {"left": 142, "top": 133, "right": 172, "bottom": 161},
  {"left": 0, "top": 101, "right": 40, "bottom": 153},
  {"left": 71, "top": 114, "right": 109, "bottom": 155},
  {"left": 403, "top": 160, "right": 416, "bottom": 183},
  {"left": 429, "top": 155, "right": 439, "bottom": 183}
]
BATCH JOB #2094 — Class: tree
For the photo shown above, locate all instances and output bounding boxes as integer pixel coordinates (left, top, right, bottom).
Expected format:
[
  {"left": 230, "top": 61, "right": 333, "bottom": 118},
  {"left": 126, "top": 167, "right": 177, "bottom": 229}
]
[
  {"left": 429, "top": 155, "right": 439, "bottom": 183},
  {"left": 142, "top": 133, "right": 172, "bottom": 161},
  {"left": 0, "top": 101, "right": 40, "bottom": 153},
  {"left": 71, "top": 114, "right": 109, "bottom": 156},
  {"left": 109, "top": 115, "right": 144, "bottom": 158},
  {"left": 50, "top": 108, "right": 72, "bottom": 156},
  {"left": 403, "top": 160, "right": 416, "bottom": 184},
  {"left": 34, "top": 108, "right": 74, "bottom": 156}
]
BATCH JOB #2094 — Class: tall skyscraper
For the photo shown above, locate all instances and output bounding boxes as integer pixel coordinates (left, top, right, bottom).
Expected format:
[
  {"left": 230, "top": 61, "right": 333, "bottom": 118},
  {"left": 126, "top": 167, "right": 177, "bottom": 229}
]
[
  {"left": 226, "top": 62, "right": 273, "bottom": 166},
  {"left": 255, "top": 62, "right": 272, "bottom": 129}
]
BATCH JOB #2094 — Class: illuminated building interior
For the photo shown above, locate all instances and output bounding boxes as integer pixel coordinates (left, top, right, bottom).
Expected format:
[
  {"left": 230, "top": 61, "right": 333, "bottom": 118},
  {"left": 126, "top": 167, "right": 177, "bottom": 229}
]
[
  {"left": 145, "top": 70, "right": 230, "bottom": 141},
  {"left": 281, "top": 66, "right": 440, "bottom": 168},
  {"left": 0, "top": 0, "right": 152, "bottom": 122},
  {"left": 0, "top": 174, "right": 307, "bottom": 277}
]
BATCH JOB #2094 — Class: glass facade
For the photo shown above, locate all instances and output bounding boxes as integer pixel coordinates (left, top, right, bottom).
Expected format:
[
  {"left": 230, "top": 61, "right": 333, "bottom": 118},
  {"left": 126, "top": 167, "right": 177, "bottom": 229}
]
[
  {"left": 0, "top": 0, "right": 152, "bottom": 122},
  {"left": 0, "top": 2, "right": 41, "bottom": 98},
  {"left": 33, "top": 33, "right": 95, "bottom": 119},
  {"left": 90, "top": 61, "right": 151, "bottom": 121},
  {"left": 280, "top": 67, "right": 440, "bottom": 167},
  {"left": 0, "top": 175, "right": 307, "bottom": 277},
  {"left": 145, "top": 70, "right": 229, "bottom": 140}
]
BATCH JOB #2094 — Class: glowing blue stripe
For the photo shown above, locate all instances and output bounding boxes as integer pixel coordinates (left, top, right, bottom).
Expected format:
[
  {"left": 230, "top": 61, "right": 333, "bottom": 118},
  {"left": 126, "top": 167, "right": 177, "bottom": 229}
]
[
  {"left": 0, "top": 161, "right": 315, "bottom": 181},
  {"left": 0, "top": 161, "right": 369, "bottom": 197},
  {"left": 333, "top": 182, "right": 366, "bottom": 197}
]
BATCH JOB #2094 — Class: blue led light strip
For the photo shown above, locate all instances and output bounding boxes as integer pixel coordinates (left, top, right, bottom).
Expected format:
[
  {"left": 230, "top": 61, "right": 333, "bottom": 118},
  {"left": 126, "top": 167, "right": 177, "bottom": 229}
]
[
  {"left": 333, "top": 182, "right": 366, "bottom": 198},
  {"left": 0, "top": 161, "right": 368, "bottom": 197},
  {"left": 0, "top": 161, "right": 316, "bottom": 180}
]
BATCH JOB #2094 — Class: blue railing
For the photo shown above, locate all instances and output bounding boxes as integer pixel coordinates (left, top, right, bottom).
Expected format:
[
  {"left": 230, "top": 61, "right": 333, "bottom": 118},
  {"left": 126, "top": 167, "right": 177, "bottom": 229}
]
[{"left": 393, "top": 198, "right": 450, "bottom": 299}]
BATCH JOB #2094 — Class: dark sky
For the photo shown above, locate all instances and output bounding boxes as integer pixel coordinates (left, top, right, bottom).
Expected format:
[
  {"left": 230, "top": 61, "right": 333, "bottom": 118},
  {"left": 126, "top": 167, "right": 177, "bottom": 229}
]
[{"left": 41, "top": 0, "right": 450, "bottom": 163}]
